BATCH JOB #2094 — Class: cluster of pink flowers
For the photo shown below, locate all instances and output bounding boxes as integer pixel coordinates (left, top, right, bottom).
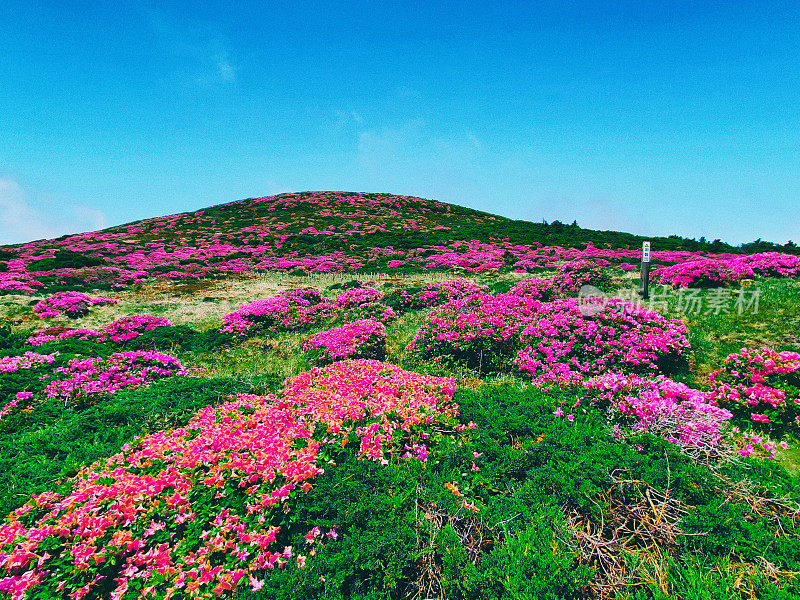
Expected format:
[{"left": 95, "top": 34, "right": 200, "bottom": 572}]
[
  {"left": 392, "top": 279, "right": 488, "bottom": 312},
  {"left": 651, "top": 259, "right": 755, "bottom": 287},
  {"left": 0, "top": 360, "right": 458, "bottom": 600},
  {"left": 339, "top": 302, "right": 397, "bottom": 325},
  {"left": 407, "top": 293, "right": 541, "bottom": 372},
  {"left": 220, "top": 289, "right": 330, "bottom": 335},
  {"left": 221, "top": 286, "right": 400, "bottom": 337},
  {"left": 738, "top": 252, "right": 800, "bottom": 277},
  {"left": 25, "top": 315, "right": 172, "bottom": 346},
  {"left": 303, "top": 320, "right": 387, "bottom": 363},
  {"left": 332, "top": 287, "right": 384, "bottom": 308},
  {"left": 515, "top": 299, "right": 690, "bottom": 385},
  {"left": 0, "top": 352, "right": 58, "bottom": 373},
  {"left": 652, "top": 253, "right": 800, "bottom": 287},
  {"left": 0, "top": 392, "right": 35, "bottom": 422},
  {"left": 550, "top": 259, "right": 612, "bottom": 295},
  {"left": 33, "top": 291, "right": 117, "bottom": 318},
  {"left": 409, "top": 292, "right": 689, "bottom": 382},
  {"left": 24, "top": 327, "right": 107, "bottom": 346},
  {"left": 42, "top": 351, "right": 189, "bottom": 403},
  {"left": 728, "top": 427, "right": 788, "bottom": 460},
  {"left": 506, "top": 278, "right": 557, "bottom": 300},
  {"left": 102, "top": 315, "right": 173, "bottom": 343},
  {"left": 580, "top": 373, "right": 733, "bottom": 453},
  {"left": 707, "top": 347, "right": 800, "bottom": 435}
]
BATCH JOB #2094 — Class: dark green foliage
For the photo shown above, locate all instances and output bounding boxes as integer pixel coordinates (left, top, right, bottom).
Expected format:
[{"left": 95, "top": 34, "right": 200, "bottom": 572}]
[
  {"left": 123, "top": 325, "right": 229, "bottom": 352},
  {"left": 0, "top": 375, "right": 281, "bottom": 516},
  {"left": 223, "top": 384, "right": 798, "bottom": 598},
  {"left": 27, "top": 249, "right": 107, "bottom": 271},
  {"left": 0, "top": 322, "right": 26, "bottom": 350}
]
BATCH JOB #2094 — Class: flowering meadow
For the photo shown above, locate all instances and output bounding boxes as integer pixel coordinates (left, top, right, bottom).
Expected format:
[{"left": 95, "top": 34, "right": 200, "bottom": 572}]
[
  {"left": 1, "top": 191, "right": 797, "bottom": 296},
  {"left": 0, "top": 361, "right": 459, "bottom": 600},
  {"left": 1, "top": 192, "right": 800, "bottom": 598}
]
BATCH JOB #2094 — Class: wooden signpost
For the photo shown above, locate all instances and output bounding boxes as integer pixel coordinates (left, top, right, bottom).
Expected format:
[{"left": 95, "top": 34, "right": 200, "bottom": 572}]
[{"left": 639, "top": 241, "right": 651, "bottom": 299}]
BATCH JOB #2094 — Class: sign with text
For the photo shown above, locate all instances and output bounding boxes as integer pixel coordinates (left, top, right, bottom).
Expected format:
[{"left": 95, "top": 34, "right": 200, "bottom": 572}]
[{"left": 642, "top": 241, "right": 651, "bottom": 263}]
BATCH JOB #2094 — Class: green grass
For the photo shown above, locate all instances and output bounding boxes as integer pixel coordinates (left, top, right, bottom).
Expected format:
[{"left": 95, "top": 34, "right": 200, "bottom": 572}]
[
  {"left": 0, "top": 375, "right": 281, "bottom": 516},
  {"left": 228, "top": 383, "right": 800, "bottom": 599}
]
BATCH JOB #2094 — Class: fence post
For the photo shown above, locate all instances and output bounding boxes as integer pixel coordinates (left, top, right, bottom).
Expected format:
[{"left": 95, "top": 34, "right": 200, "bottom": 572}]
[{"left": 639, "top": 241, "right": 651, "bottom": 299}]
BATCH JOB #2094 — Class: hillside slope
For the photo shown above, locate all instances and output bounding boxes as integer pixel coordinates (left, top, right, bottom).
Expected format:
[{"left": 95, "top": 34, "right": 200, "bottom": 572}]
[{"left": 0, "top": 191, "right": 795, "bottom": 295}]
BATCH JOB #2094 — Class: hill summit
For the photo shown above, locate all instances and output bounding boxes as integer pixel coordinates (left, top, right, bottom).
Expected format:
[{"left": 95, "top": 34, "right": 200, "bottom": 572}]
[{"left": 0, "top": 191, "right": 788, "bottom": 295}]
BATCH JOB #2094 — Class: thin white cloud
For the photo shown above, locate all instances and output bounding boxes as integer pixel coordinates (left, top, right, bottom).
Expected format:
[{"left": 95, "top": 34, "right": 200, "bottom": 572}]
[
  {"left": 214, "top": 51, "right": 236, "bottom": 82},
  {"left": 356, "top": 120, "right": 482, "bottom": 178},
  {"left": 0, "top": 179, "right": 59, "bottom": 243},
  {"left": 140, "top": 4, "right": 237, "bottom": 87},
  {"left": 0, "top": 178, "right": 109, "bottom": 245}
]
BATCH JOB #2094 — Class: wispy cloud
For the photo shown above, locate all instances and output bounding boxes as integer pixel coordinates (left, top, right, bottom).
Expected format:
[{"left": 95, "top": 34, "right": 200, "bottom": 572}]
[
  {"left": 140, "top": 4, "right": 237, "bottom": 87},
  {"left": 0, "top": 178, "right": 108, "bottom": 245},
  {"left": 356, "top": 120, "right": 482, "bottom": 178}
]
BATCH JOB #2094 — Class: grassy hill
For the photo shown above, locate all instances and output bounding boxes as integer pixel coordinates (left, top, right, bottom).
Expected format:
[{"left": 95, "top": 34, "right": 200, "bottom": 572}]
[{"left": 1, "top": 192, "right": 799, "bottom": 600}]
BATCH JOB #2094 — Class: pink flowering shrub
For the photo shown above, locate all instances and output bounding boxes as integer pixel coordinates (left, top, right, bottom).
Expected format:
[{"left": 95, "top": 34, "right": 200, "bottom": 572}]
[
  {"left": 221, "top": 289, "right": 331, "bottom": 335},
  {"left": 515, "top": 298, "right": 690, "bottom": 385},
  {"left": 651, "top": 259, "right": 755, "bottom": 287},
  {"left": 103, "top": 315, "right": 173, "bottom": 343},
  {"left": 707, "top": 347, "right": 800, "bottom": 436},
  {"left": 33, "top": 291, "right": 117, "bottom": 319},
  {"left": 280, "top": 288, "right": 325, "bottom": 305},
  {"left": 0, "top": 352, "right": 58, "bottom": 373},
  {"left": 726, "top": 428, "right": 786, "bottom": 460},
  {"left": 580, "top": 373, "right": 733, "bottom": 456},
  {"left": 340, "top": 301, "right": 397, "bottom": 325},
  {"left": 739, "top": 252, "right": 800, "bottom": 278},
  {"left": 43, "top": 351, "right": 189, "bottom": 404},
  {"left": 276, "top": 302, "right": 338, "bottom": 331},
  {"left": 0, "top": 360, "right": 457, "bottom": 600},
  {"left": 506, "top": 277, "right": 558, "bottom": 300},
  {"left": 551, "top": 259, "right": 612, "bottom": 295},
  {"left": 304, "top": 320, "right": 387, "bottom": 363},
  {"left": 388, "top": 279, "right": 488, "bottom": 313},
  {"left": 406, "top": 293, "right": 541, "bottom": 372},
  {"left": 333, "top": 286, "right": 384, "bottom": 308},
  {"left": 25, "top": 327, "right": 106, "bottom": 346}
]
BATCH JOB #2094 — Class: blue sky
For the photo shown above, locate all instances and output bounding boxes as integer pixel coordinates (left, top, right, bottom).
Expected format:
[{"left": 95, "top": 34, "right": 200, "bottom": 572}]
[{"left": 1, "top": 1, "right": 797, "bottom": 245}]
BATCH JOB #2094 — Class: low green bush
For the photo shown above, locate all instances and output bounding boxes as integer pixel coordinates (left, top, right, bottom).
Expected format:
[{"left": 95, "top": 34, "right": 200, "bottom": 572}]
[
  {"left": 0, "top": 375, "right": 281, "bottom": 516},
  {"left": 123, "top": 324, "right": 229, "bottom": 352},
  {"left": 227, "top": 384, "right": 800, "bottom": 599}
]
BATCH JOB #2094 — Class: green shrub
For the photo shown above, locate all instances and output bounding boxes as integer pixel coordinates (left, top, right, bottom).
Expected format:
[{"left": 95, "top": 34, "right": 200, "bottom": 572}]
[
  {"left": 27, "top": 249, "right": 106, "bottom": 271},
  {"left": 0, "top": 375, "right": 280, "bottom": 516},
  {"left": 123, "top": 325, "right": 229, "bottom": 352}
]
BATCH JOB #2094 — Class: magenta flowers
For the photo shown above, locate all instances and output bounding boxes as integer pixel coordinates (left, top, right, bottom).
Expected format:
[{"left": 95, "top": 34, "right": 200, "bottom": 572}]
[
  {"left": 102, "top": 315, "right": 173, "bottom": 343},
  {"left": 407, "top": 293, "right": 540, "bottom": 372},
  {"left": 43, "top": 351, "right": 189, "bottom": 404},
  {"left": 33, "top": 291, "right": 117, "bottom": 319},
  {"left": 0, "top": 360, "right": 457, "bottom": 600},
  {"left": 304, "top": 320, "right": 387, "bottom": 363},
  {"left": 581, "top": 373, "right": 733, "bottom": 455},
  {"left": 515, "top": 298, "right": 690, "bottom": 385},
  {"left": 707, "top": 347, "right": 800, "bottom": 435},
  {"left": 26, "top": 315, "right": 173, "bottom": 346},
  {"left": 220, "top": 289, "right": 330, "bottom": 335}
]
